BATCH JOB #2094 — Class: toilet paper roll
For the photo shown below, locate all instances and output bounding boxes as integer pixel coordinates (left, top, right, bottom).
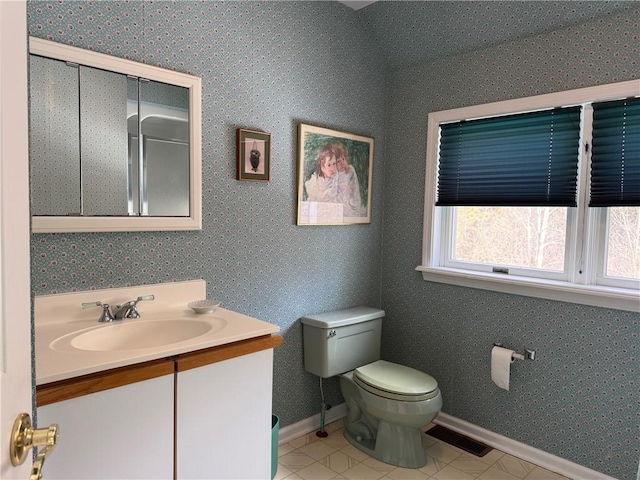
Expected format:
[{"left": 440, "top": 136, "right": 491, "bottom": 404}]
[{"left": 491, "top": 346, "right": 515, "bottom": 391}]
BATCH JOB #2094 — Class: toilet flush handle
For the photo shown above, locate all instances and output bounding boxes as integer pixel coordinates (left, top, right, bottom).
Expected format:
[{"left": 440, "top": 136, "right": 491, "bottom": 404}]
[{"left": 328, "top": 329, "right": 336, "bottom": 338}]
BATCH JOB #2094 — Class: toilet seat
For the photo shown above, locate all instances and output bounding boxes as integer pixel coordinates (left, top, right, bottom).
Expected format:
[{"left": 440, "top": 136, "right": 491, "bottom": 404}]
[{"left": 354, "top": 360, "right": 439, "bottom": 402}]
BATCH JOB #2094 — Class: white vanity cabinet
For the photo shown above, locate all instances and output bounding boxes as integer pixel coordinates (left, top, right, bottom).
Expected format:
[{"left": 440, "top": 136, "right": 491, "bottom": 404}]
[
  {"left": 37, "top": 371, "right": 174, "bottom": 480},
  {"left": 36, "top": 334, "right": 283, "bottom": 480},
  {"left": 34, "top": 281, "right": 283, "bottom": 479},
  {"left": 175, "top": 346, "right": 274, "bottom": 479}
]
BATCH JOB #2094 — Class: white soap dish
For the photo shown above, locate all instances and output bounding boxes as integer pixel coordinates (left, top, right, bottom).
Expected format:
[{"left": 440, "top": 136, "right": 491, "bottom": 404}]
[{"left": 188, "top": 299, "right": 221, "bottom": 314}]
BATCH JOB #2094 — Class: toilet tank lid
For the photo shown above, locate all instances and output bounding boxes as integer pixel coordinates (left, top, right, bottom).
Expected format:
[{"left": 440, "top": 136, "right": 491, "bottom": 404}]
[{"left": 301, "top": 306, "right": 385, "bottom": 328}]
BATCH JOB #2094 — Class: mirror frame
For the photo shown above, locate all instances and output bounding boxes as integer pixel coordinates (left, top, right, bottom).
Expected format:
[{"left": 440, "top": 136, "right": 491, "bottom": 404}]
[{"left": 29, "top": 37, "right": 202, "bottom": 233}]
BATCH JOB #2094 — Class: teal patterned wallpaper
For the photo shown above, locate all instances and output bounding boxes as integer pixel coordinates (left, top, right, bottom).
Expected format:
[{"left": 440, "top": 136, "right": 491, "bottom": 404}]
[
  {"left": 28, "top": 0, "right": 386, "bottom": 434},
  {"left": 28, "top": 2, "right": 639, "bottom": 479},
  {"left": 379, "top": 4, "right": 640, "bottom": 480},
  {"left": 357, "top": 0, "right": 631, "bottom": 70}
]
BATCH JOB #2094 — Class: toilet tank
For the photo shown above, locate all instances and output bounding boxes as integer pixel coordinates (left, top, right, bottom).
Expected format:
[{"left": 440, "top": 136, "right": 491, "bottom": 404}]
[{"left": 301, "top": 306, "right": 384, "bottom": 378}]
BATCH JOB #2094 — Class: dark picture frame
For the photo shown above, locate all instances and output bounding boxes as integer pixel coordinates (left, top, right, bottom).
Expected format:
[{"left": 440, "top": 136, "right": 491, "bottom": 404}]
[
  {"left": 297, "top": 123, "right": 374, "bottom": 225},
  {"left": 237, "top": 128, "right": 271, "bottom": 182}
]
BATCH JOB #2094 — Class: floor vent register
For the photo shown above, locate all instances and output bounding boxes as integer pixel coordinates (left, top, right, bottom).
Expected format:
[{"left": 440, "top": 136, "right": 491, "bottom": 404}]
[{"left": 426, "top": 425, "right": 493, "bottom": 457}]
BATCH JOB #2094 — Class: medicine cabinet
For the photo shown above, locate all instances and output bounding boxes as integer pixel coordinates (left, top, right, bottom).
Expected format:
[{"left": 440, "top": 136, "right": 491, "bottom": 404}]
[{"left": 28, "top": 37, "right": 202, "bottom": 233}]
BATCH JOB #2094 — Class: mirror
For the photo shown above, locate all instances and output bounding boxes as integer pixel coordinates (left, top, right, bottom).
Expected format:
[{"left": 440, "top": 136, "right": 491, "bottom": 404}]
[{"left": 28, "top": 37, "right": 202, "bottom": 233}]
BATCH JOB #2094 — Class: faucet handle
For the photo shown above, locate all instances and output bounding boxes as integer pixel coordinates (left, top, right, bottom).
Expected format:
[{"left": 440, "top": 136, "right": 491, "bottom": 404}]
[
  {"left": 81, "top": 301, "right": 116, "bottom": 322},
  {"left": 129, "top": 295, "right": 154, "bottom": 317},
  {"left": 81, "top": 301, "right": 103, "bottom": 309}
]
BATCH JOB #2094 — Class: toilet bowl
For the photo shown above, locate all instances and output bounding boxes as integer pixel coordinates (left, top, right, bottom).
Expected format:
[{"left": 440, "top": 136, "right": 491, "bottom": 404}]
[
  {"left": 340, "top": 361, "right": 442, "bottom": 468},
  {"left": 301, "top": 307, "right": 443, "bottom": 469}
]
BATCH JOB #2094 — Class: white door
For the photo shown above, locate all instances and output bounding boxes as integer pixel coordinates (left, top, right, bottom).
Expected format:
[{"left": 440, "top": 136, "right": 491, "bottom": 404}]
[{"left": 0, "top": 1, "right": 34, "bottom": 479}]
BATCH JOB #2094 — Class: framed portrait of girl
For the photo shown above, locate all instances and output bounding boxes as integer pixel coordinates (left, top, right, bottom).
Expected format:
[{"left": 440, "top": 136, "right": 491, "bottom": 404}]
[{"left": 297, "top": 123, "right": 374, "bottom": 225}]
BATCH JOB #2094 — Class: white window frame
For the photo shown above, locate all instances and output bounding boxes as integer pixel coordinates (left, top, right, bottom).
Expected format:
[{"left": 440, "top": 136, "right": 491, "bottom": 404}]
[
  {"left": 441, "top": 206, "right": 575, "bottom": 282},
  {"left": 417, "top": 80, "right": 640, "bottom": 313}
]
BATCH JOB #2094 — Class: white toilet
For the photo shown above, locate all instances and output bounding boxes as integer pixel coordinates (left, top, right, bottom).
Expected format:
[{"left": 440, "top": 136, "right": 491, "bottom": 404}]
[{"left": 301, "top": 306, "right": 442, "bottom": 468}]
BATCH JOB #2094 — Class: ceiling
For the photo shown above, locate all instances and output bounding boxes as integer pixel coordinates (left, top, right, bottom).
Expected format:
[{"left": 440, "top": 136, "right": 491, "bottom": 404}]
[
  {"left": 338, "top": 1, "right": 636, "bottom": 70},
  {"left": 338, "top": 0, "right": 378, "bottom": 10}
]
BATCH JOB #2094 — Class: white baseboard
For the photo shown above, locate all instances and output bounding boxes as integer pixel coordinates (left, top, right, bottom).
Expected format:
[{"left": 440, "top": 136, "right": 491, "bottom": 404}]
[
  {"left": 434, "top": 412, "right": 618, "bottom": 480},
  {"left": 278, "top": 403, "right": 348, "bottom": 445},
  {"left": 279, "top": 406, "right": 618, "bottom": 480}
]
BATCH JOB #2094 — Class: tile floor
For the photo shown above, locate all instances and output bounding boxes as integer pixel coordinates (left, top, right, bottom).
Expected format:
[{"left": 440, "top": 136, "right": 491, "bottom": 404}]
[{"left": 276, "top": 420, "right": 570, "bottom": 480}]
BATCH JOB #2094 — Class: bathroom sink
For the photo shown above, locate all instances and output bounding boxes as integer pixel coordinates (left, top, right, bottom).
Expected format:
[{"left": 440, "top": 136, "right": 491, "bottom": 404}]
[{"left": 54, "top": 318, "right": 226, "bottom": 352}]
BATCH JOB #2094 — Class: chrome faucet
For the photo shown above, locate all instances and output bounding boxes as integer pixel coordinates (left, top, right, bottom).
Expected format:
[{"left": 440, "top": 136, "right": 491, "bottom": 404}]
[
  {"left": 81, "top": 301, "right": 116, "bottom": 322},
  {"left": 114, "top": 295, "right": 155, "bottom": 319},
  {"left": 81, "top": 295, "right": 154, "bottom": 322}
]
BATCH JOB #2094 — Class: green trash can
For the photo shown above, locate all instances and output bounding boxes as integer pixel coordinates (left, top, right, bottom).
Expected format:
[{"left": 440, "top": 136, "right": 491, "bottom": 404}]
[{"left": 271, "top": 415, "right": 280, "bottom": 480}]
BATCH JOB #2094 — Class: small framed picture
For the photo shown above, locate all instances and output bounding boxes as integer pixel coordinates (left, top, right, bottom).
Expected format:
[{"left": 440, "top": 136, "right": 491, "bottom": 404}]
[
  {"left": 297, "top": 123, "right": 374, "bottom": 225},
  {"left": 237, "top": 128, "right": 271, "bottom": 182}
]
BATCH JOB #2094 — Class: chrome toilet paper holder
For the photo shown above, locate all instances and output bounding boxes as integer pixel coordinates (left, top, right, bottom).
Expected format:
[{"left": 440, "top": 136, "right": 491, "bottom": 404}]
[{"left": 493, "top": 342, "right": 536, "bottom": 361}]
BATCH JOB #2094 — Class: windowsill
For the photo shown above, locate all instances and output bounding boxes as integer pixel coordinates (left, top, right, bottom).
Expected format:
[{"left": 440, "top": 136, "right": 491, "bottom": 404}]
[{"left": 415, "top": 266, "right": 640, "bottom": 313}]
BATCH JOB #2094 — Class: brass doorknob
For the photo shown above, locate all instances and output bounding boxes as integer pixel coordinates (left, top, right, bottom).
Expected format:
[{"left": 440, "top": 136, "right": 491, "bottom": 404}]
[{"left": 10, "top": 413, "right": 58, "bottom": 480}]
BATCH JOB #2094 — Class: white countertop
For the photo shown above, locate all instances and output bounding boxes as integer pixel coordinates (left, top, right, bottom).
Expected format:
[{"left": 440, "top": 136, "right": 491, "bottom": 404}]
[{"left": 35, "top": 280, "right": 280, "bottom": 385}]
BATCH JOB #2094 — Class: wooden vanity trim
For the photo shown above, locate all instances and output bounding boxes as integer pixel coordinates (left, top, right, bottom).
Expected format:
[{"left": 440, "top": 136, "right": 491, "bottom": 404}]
[
  {"left": 176, "top": 334, "right": 283, "bottom": 372},
  {"left": 37, "top": 334, "right": 284, "bottom": 406},
  {"left": 37, "top": 358, "right": 174, "bottom": 407}
]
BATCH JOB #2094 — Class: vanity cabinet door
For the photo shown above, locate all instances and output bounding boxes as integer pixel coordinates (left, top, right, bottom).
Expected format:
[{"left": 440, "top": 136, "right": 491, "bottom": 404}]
[
  {"left": 37, "top": 373, "right": 174, "bottom": 480},
  {"left": 176, "top": 348, "right": 274, "bottom": 479}
]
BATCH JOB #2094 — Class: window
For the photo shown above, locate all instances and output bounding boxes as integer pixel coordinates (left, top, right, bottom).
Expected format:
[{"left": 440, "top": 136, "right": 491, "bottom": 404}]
[{"left": 418, "top": 81, "right": 639, "bottom": 312}]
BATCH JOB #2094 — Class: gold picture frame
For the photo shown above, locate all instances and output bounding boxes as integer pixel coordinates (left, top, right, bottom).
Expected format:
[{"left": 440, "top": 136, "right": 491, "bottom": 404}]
[{"left": 297, "top": 123, "right": 374, "bottom": 225}]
